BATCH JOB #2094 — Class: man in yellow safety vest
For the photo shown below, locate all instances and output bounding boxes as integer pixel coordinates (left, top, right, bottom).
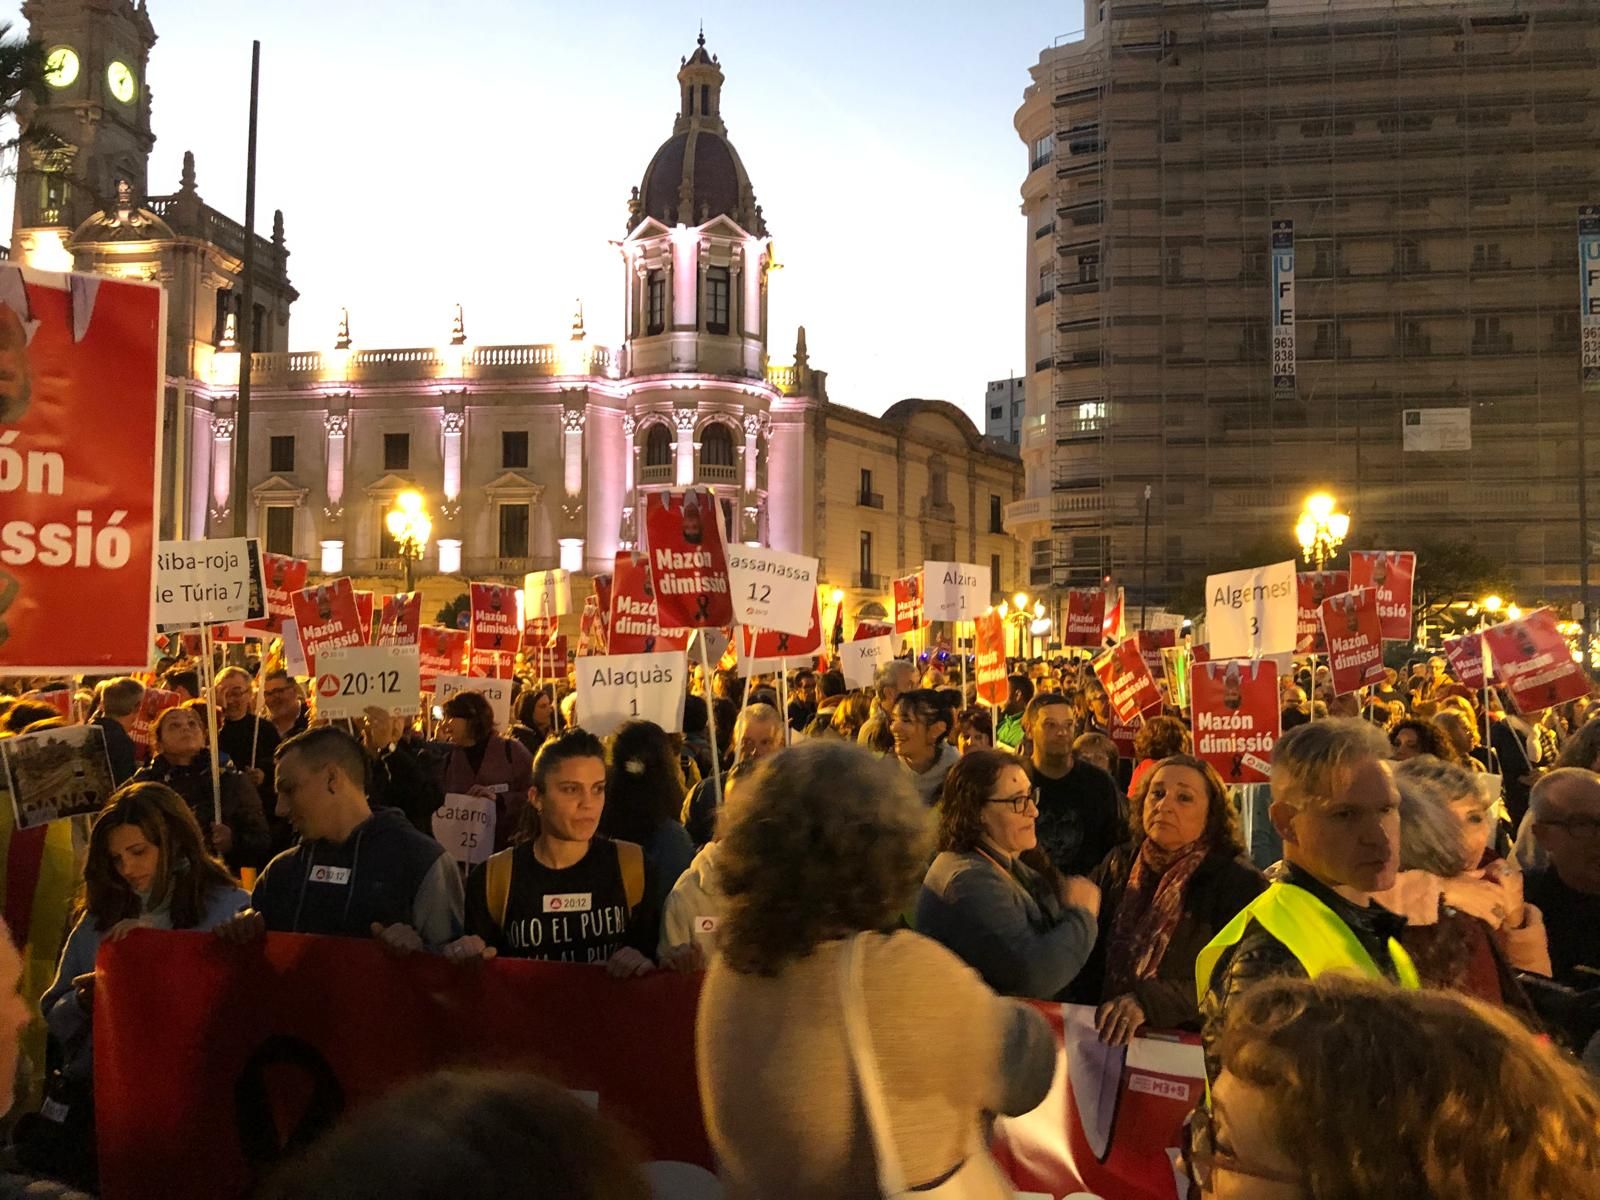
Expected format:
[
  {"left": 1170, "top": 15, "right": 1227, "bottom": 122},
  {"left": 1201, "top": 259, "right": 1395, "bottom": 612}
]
[{"left": 1196, "top": 718, "right": 1419, "bottom": 1083}]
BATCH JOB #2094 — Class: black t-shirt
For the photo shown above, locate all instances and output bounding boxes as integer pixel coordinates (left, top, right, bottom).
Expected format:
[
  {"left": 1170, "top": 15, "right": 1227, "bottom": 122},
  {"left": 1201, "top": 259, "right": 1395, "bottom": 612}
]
[
  {"left": 1524, "top": 867, "right": 1600, "bottom": 989},
  {"left": 1030, "top": 758, "right": 1124, "bottom": 878},
  {"left": 464, "top": 838, "right": 658, "bottom": 964}
]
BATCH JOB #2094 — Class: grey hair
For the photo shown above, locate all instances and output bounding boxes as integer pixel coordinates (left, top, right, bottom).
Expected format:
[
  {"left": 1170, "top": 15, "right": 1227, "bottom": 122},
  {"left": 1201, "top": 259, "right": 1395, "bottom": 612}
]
[
  {"left": 732, "top": 701, "right": 782, "bottom": 745},
  {"left": 1530, "top": 767, "right": 1600, "bottom": 821},
  {"left": 1271, "top": 718, "right": 1393, "bottom": 812},
  {"left": 873, "top": 659, "right": 917, "bottom": 697},
  {"left": 97, "top": 676, "right": 145, "bottom": 720},
  {"left": 1393, "top": 755, "right": 1475, "bottom": 876}
]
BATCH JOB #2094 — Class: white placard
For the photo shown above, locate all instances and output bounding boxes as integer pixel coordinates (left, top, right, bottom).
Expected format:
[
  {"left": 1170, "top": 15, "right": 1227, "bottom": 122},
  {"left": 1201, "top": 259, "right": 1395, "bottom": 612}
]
[
  {"left": 314, "top": 645, "right": 421, "bottom": 720},
  {"left": 688, "top": 627, "right": 730, "bottom": 668},
  {"left": 433, "top": 674, "right": 512, "bottom": 728},
  {"left": 432, "top": 792, "right": 497, "bottom": 866},
  {"left": 280, "top": 618, "right": 309, "bottom": 678},
  {"left": 523, "top": 569, "right": 572, "bottom": 619},
  {"left": 840, "top": 635, "right": 895, "bottom": 690},
  {"left": 1205, "top": 560, "right": 1297, "bottom": 660},
  {"left": 1402, "top": 407, "right": 1471, "bottom": 452},
  {"left": 724, "top": 546, "right": 819, "bottom": 636},
  {"left": 154, "top": 538, "right": 255, "bottom": 625},
  {"left": 922, "top": 560, "right": 992, "bottom": 623},
  {"left": 576, "top": 651, "right": 688, "bottom": 737}
]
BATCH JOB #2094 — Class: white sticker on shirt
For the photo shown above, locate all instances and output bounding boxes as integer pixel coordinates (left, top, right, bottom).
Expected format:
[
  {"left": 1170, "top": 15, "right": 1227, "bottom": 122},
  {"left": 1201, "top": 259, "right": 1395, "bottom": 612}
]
[
  {"left": 308, "top": 865, "right": 351, "bottom": 886},
  {"left": 542, "top": 892, "right": 593, "bottom": 913},
  {"left": 694, "top": 916, "right": 719, "bottom": 934}
]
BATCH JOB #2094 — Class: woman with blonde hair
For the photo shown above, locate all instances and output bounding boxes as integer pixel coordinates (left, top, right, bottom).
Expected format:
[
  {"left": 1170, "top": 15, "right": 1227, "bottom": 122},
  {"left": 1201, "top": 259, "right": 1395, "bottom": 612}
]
[
  {"left": 1192, "top": 974, "right": 1600, "bottom": 1199},
  {"left": 828, "top": 691, "right": 874, "bottom": 742}
]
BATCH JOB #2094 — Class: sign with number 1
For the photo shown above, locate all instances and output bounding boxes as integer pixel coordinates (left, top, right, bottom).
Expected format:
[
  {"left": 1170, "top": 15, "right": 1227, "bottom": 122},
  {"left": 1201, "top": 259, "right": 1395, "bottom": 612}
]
[
  {"left": 577, "top": 650, "right": 688, "bottom": 737},
  {"left": 922, "top": 561, "right": 991, "bottom": 623}
]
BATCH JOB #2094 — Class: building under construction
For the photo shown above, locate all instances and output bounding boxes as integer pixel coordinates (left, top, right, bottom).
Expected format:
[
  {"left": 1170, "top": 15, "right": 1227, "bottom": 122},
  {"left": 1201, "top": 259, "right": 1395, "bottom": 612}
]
[{"left": 1009, "top": 0, "right": 1600, "bottom": 626}]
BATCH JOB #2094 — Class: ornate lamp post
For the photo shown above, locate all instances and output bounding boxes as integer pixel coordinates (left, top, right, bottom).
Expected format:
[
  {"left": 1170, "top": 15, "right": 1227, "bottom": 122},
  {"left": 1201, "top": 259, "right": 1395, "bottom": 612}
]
[
  {"left": 997, "top": 592, "right": 1046, "bottom": 659},
  {"left": 385, "top": 489, "right": 432, "bottom": 592},
  {"left": 1295, "top": 491, "right": 1350, "bottom": 572}
]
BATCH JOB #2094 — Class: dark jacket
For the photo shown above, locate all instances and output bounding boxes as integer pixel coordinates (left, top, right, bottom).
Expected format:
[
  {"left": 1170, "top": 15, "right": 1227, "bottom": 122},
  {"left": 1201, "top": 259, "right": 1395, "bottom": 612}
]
[
  {"left": 439, "top": 734, "right": 534, "bottom": 850},
  {"left": 1198, "top": 862, "right": 1409, "bottom": 1082},
  {"left": 1070, "top": 843, "right": 1265, "bottom": 1031},
  {"left": 89, "top": 716, "right": 138, "bottom": 786},
  {"left": 132, "top": 751, "right": 272, "bottom": 872},
  {"left": 371, "top": 742, "right": 445, "bottom": 836},
  {"left": 251, "top": 808, "right": 463, "bottom": 946}
]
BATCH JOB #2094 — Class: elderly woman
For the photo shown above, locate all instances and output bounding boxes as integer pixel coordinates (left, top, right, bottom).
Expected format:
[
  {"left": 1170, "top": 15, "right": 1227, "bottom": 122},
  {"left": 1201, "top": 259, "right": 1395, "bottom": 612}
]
[
  {"left": 916, "top": 750, "right": 1101, "bottom": 1000},
  {"left": 439, "top": 689, "right": 533, "bottom": 851},
  {"left": 1072, "top": 754, "right": 1265, "bottom": 1045},
  {"left": 698, "top": 741, "right": 1056, "bottom": 1199}
]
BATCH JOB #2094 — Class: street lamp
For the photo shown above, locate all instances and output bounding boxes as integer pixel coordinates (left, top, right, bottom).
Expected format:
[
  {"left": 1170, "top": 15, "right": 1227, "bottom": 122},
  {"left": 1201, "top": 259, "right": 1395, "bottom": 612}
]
[
  {"left": 385, "top": 489, "right": 432, "bottom": 592},
  {"left": 1295, "top": 491, "right": 1351, "bottom": 572},
  {"left": 998, "top": 593, "right": 1045, "bottom": 659}
]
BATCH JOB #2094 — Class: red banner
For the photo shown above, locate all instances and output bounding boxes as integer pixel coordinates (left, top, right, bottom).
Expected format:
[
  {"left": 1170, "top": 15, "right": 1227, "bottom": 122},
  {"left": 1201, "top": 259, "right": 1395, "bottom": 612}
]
[
  {"left": 1190, "top": 659, "right": 1280, "bottom": 784},
  {"left": 854, "top": 619, "right": 893, "bottom": 641},
  {"left": 1484, "top": 608, "right": 1589, "bottom": 714},
  {"left": 289, "top": 578, "right": 365, "bottom": 676},
  {"left": 1063, "top": 589, "right": 1106, "bottom": 648},
  {"left": 467, "top": 647, "right": 515, "bottom": 680},
  {"left": 1094, "top": 639, "right": 1162, "bottom": 724},
  {"left": 740, "top": 593, "right": 822, "bottom": 665},
  {"left": 1103, "top": 587, "right": 1125, "bottom": 643},
  {"left": 644, "top": 490, "right": 732, "bottom": 628},
  {"left": 1319, "top": 587, "right": 1386, "bottom": 696},
  {"left": 376, "top": 591, "right": 421, "bottom": 647},
  {"left": 95, "top": 933, "right": 1203, "bottom": 1200},
  {"left": 1443, "top": 630, "right": 1489, "bottom": 690},
  {"left": 246, "top": 554, "right": 309, "bottom": 636},
  {"left": 418, "top": 625, "right": 468, "bottom": 691},
  {"left": 529, "top": 636, "right": 569, "bottom": 681},
  {"left": 469, "top": 582, "right": 520, "bottom": 652},
  {"left": 973, "top": 610, "right": 1008, "bottom": 705},
  {"left": 1296, "top": 570, "right": 1349, "bottom": 653},
  {"left": 892, "top": 572, "right": 926, "bottom": 634},
  {"left": 521, "top": 615, "right": 554, "bottom": 652},
  {"left": 0, "top": 271, "right": 162, "bottom": 673},
  {"left": 1348, "top": 550, "right": 1416, "bottom": 642},
  {"left": 607, "top": 551, "right": 688, "bottom": 655},
  {"left": 1136, "top": 628, "right": 1175, "bottom": 676}
]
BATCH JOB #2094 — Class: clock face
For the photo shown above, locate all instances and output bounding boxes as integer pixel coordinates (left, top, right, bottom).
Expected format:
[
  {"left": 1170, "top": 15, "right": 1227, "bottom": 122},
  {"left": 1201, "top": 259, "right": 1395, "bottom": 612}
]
[
  {"left": 107, "top": 61, "right": 136, "bottom": 104},
  {"left": 44, "top": 47, "right": 79, "bottom": 88}
]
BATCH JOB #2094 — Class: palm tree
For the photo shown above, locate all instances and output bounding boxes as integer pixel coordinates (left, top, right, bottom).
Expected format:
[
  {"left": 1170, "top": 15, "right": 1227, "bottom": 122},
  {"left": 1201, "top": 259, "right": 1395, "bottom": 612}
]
[{"left": 0, "top": 25, "right": 53, "bottom": 176}]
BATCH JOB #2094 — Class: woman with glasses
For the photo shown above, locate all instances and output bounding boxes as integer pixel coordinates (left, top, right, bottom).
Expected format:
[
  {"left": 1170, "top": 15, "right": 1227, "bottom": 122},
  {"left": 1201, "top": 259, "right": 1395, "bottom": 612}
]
[
  {"left": 916, "top": 750, "right": 1101, "bottom": 999},
  {"left": 1185, "top": 974, "right": 1600, "bottom": 1199},
  {"left": 1071, "top": 755, "right": 1265, "bottom": 1046}
]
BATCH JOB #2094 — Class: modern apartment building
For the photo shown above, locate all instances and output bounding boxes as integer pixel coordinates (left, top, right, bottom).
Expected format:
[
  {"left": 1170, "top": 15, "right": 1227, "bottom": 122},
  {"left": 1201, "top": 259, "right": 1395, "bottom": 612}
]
[
  {"left": 984, "top": 375, "right": 1026, "bottom": 444},
  {"left": 1009, "top": 0, "right": 1600, "bottom": 619}
]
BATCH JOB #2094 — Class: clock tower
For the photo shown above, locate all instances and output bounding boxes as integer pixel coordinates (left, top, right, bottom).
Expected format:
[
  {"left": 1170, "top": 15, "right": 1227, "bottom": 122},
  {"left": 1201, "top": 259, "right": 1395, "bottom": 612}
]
[{"left": 12, "top": 0, "right": 157, "bottom": 264}]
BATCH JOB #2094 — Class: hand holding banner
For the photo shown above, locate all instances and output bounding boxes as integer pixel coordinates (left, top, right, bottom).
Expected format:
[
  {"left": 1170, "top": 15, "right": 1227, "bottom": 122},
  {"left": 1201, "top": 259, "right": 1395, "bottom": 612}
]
[
  {"left": 1319, "top": 587, "right": 1386, "bottom": 696},
  {"left": 1205, "top": 560, "right": 1297, "bottom": 660},
  {"left": 290, "top": 578, "right": 365, "bottom": 676},
  {"left": 725, "top": 546, "right": 818, "bottom": 636},
  {"left": 376, "top": 592, "right": 422, "bottom": 647},
  {"left": 1443, "top": 630, "right": 1489, "bottom": 690},
  {"left": 577, "top": 650, "right": 689, "bottom": 737},
  {"left": 892, "top": 572, "right": 927, "bottom": 634},
  {"left": 1296, "top": 570, "right": 1349, "bottom": 652},
  {"left": 419, "top": 626, "right": 469, "bottom": 690},
  {"left": 469, "top": 582, "right": 521, "bottom": 652},
  {"left": 1191, "top": 659, "right": 1280, "bottom": 784},
  {"left": 1063, "top": 589, "right": 1106, "bottom": 648}
]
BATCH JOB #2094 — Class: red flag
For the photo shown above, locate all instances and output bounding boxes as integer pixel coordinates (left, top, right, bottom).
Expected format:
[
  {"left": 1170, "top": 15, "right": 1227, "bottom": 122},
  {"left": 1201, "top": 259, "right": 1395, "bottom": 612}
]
[
  {"left": 892, "top": 572, "right": 927, "bottom": 634},
  {"left": 643, "top": 490, "right": 733, "bottom": 629},
  {"left": 1063, "top": 590, "right": 1106, "bottom": 648},
  {"left": 290, "top": 579, "right": 365, "bottom": 676},
  {"left": 469, "top": 582, "right": 520, "bottom": 653},
  {"left": 1093, "top": 639, "right": 1162, "bottom": 723},
  {"left": 1483, "top": 608, "right": 1589, "bottom": 714},
  {"left": 1191, "top": 659, "right": 1280, "bottom": 784},
  {"left": 376, "top": 592, "right": 422, "bottom": 647},
  {"left": 1443, "top": 630, "right": 1489, "bottom": 690},
  {"left": 1295, "top": 571, "right": 1349, "bottom": 653},
  {"left": 1348, "top": 551, "right": 1416, "bottom": 642},
  {"left": 1319, "top": 587, "right": 1386, "bottom": 696},
  {"left": 973, "top": 611, "right": 1008, "bottom": 705},
  {"left": 1102, "top": 588, "right": 1126, "bottom": 643}
]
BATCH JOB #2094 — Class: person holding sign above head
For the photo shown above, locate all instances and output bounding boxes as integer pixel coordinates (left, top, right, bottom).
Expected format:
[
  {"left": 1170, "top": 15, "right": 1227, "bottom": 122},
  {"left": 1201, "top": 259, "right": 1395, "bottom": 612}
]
[
  {"left": 889, "top": 689, "right": 961, "bottom": 806},
  {"left": 437, "top": 690, "right": 533, "bottom": 853},
  {"left": 1024, "top": 693, "right": 1124, "bottom": 880},
  {"left": 446, "top": 730, "right": 663, "bottom": 975},
  {"left": 132, "top": 707, "right": 271, "bottom": 874}
]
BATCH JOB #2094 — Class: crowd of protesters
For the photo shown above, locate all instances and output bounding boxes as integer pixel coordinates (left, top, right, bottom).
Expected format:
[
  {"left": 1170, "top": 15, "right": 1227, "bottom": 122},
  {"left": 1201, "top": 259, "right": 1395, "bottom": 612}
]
[{"left": 0, "top": 631, "right": 1598, "bottom": 1198}]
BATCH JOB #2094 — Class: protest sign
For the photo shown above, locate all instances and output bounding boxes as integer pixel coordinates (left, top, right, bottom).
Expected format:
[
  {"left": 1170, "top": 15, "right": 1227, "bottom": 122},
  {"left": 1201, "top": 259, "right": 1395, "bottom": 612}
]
[
  {"left": 353, "top": 590, "right": 375, "bottom": 642},
  {"left": 853, "top": 619, "right": 894, "bottom": 641},
  {"left": 279, "top": 619, "right": 309, "bottom": 678},
  {"left": 607, "top": 551, "right": 688, "bottom": 654},
  {"left": 289, "top": 578, "right": 365, "bottom": 676},
  {"left": 0, "top": 270, "right": 163, "bottom": 675},
  {"left": 1296, "top": 570, "right": 1349, "bottom": 653},
  {"left": 1191, "top": 659, "right": 1280, "bottom": 784},
  {"left": 154, "top": 538, "right": 254, "bottom": 627},
  {"left": 1319, "top": 587, "right": 1386, "bottom": 695},
  {"left": 1484, "top": 607, "right": 1589, "bottom": 714},
  {"left": 892, "top": 571, "right": 926, "bottom": 634},
  {"left": 1205, "top": 560, "right": 1297, "bottom": 660},
  {"left": 468, "top": 647, "right": 515, "bottom": 680},
  {"left": 522, "top": 615, "right": 555, "bottom": 652},
  {"left": 1136, "top": 628, "right": 1175, "bottom": 676},
  {"left": 922, "top": 561, "right": 991, "bottom": 623},
  {"left": 433, "top": 675, "right": 512, "bottom": 727},
  {"left": 644, "top": 490, "right": 732, "bottom": 628},
  {"left": 418, "top": 626, "right": 469, "bottom": 691},
  {"left": 839, "top": 635, "right": 894, "bottom": 691},
  {"left": 973, "top": 610, "right": 1008, "bottom": 705},
  {"left": 1094, "top": 639, "right": 1163, "bottom": 724},
  {"left": 687, "top": 627, "right": 730, "bottom": 671},
  {"left": 313, "top": 645, "right": 421, "bottom": 721},
  {"left": 1063, "top": 589, "right": 1107, "bottom": 648},
  {"left": 1103, "top": 587, "right": 1126, "bottom": 643},
  {"left": 1162, "top": 643, "right": 1192, "bottom": 712},
  {"left": 738, "top": 592, "right": 822, "bottom": 673},
  {"left": 724, "top": 545, "right": 817, "bottom": 636},
  {"left": 523, "top": 568, "right": 572, "bottom": 619},
  {"left": 469, "top": 582, "right": 521, "bottom": 652},
  {"left": 246, "top": 553, "right": 309, "bottom": 636},
  {"left": 130, "top": 687, "right": 183, "bottom": 757},
  {"left": 577, "top": 650, "right": 688, "bottom": 737},
  {"left": 1443, "top": 630, "right": 1490, "bottom": 690},
  {"left": 432, "top": 793, "right": 496, "bottom": 867},
  {"left": 376, "top": 591, "right": 421, "bottom": 647},
  {"left": 1348, "top": 550, "right": 1416, "bottom": 642},
  {"left": 1, "top": 724, "right": 115, "bottom": 829},
  {"left": 529, "top": 636, "right": 570, "bottom": 680}
]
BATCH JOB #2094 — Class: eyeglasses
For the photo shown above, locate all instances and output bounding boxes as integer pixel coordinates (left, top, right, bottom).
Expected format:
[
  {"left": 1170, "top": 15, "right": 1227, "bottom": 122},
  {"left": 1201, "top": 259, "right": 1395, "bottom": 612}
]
[
  {"left": 1536, "top": 815, "right": 1600, "bottom": 841},
  {"left": 985, "top": 789, "right": 1038, "bottom": 814},
  {"left": 1180, "top": 1103, "right": 1304, "bottom": 1197}
]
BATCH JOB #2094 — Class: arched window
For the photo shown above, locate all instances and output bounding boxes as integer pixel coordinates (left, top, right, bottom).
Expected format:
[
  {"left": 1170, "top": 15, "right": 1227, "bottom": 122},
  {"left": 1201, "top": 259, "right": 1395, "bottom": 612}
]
[
  {"left": 644, "top": 423, "right": 673, "bottom": 468},
  {"left": 701, "top": 422, "right": 736, "bottom": 468}
]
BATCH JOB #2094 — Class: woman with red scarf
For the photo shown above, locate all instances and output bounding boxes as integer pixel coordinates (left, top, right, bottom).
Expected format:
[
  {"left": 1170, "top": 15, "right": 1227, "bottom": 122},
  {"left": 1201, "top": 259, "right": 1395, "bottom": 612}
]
[{"left": 1071, "top": 755, "right": 1265, "bottom": 1045}]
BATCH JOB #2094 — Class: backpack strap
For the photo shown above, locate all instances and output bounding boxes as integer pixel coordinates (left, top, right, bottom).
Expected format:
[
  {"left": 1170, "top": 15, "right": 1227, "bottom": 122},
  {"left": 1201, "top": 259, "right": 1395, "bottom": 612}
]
[
  {"left": 615, "top": 839, "right": 645, "bottom": 911},
  {"left": 485, "top": 847, "right": 515, "bottom": 929}
]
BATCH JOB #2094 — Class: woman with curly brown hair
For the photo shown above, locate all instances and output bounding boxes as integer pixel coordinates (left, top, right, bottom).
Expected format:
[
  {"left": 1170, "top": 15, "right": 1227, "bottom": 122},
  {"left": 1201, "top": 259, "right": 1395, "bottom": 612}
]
[
  {"left": 1128, "top": 714, "right": 1192, "bottom": 796},
  {"left": 1389, "top": 715, "right": 1457, "bottom": 763},
  {"left": 697, "top": 741, "right": 1055, "bottom": 1199},
  {"left": 1191, "top": 974, "right": 1600, "bottom": 1199}
]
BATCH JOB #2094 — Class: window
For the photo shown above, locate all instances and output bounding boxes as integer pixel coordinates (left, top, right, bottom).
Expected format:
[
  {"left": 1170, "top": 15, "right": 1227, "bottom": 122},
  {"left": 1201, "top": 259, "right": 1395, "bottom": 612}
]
[
  {"left": 1036, "top": 262, "right": 1055, "bottom": 305},
  {"left": 1472, "top": 242, "right": 1502, "bottom": 269},
  {"left": 860, "top": 468, "right": 873, "bottom": 499},
  {"left": 1078, "top": 401, "right": 1107, "bottom": 424},
  {"left": 1034, "top": 219, "right": 1056, "bottom": 240},
  {"left": 502, "top": 430, "right": 529, "bottom": 469},
  {"left": 252, "top": 303, "right": 267, "bottom": 350},
  {"left": 497, "top": 504, "right": 530, "bottom": 559},
  {"left": 1395, "top": 238, "right": 1422, "bottom": 273},
  {"left": 213, "top": 288, "right": 234, "bottom": 345},
  {"left": 1031, "top": 133, "right": 1053, "bottom": 172},
  {"left": 705, "top": 266, "right": 731, "bottom": 335},
  {"left": 929, "top": 460, "right": 949, "bottom": 505},
  {"left": 859, "top": 530, "right": 873, "bottom": 579},
  {"left": 1165, "top": 245, "right": 1183, "bottom": 282},
  {"left": 644, "top": 422, "right": 673, "bottom": 468},
  {"left": 1553, "top": 311, "right": 1580, "bottom": 345},
  {"left": 379, "top": 519, "right": 400, "bottom": 561},
  {"left": 990, "top": 406, "right": 1004, "bottom": 420},
  {"left": 383, "top": 433, "right": 410, "bottom": 471},
  {"left": 701, "top": 422, "right": 735, "bottom": 468},
  {"left": 859, "top": 468, "right": 881, "bottom": 508},
  {"left": 646, "top": 270, "right": 667, "bottom": 335},
  {"left": 991, "top": 553, "right": 1002, "bottom": 591},
  {"left": 1078, "top": 253, "right": 1099, "bottom": 284},
  {"left": 269, "top": 435, "right": 295, "bottom": 474},
  {"left": 989, "top": 494, "right": 1004, "bottom": 534},
  {"left": 264, "top": 506, "right": 294, "bottom": 557}
]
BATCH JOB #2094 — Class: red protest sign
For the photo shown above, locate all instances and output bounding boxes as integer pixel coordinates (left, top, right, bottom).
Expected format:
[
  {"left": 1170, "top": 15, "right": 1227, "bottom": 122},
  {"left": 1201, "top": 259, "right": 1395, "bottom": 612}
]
[
  {"left": 1296, "top": 570, "right": 1349, "bottom": 652},
  {"left": 1191, "top": 659, "right": 1280, "bottom": 784},
  {"left": 376, "top": 592, "right": 421, "bottom": 647},
  {"left": 246, "top": 554, "right": 309, "bottom": 636},
  {"left": 1484, "top": 608, "right": 1589, "bottom": 714},
  {"left": 854, "top": 619, "right": 894, "bottom": 641},
  {"left": 892, "top": 572, "right": 927, "bottom": 634},
  {"left": 608, "top": 551, "right": 689, "bottom": 655},
  {"left": 740, "top": 592, "right": 822, "bottom": 666},
  {"left": 521, "top": 615, "right": 555, "bottom": 652},
  {"left": 530, "top": 636, "right": 569, "bottom": 680},
  {"left": 1064, "top": 589, "right": 1106, "bottom": 648},
  {"left": 1136, "top": 628, "right": 1175, "bottom": 676},
  {"left": 468, "top": 647, "right": 514, "bottom": 680},
  {"left": 0, "top": 271, "right": 162, "bottom": 674},
  {"left": 973, "top": 610, "right": 1008, "bottom": 706},
  {"left": 129, "top": 687, "right": 183, "bottom": 758},
  {"left": 1094, "top": 639, "right": 1162, "bottom": 724},
  {"left": 469, "top": 582, "right": 520, "bottom": 652},
  {"left": 1103, "top": 588, "right": 1126, "bottom": 643},
  {"left": 1348, "top": 551, "right": 1415, "bottom": 641},
  {"left": 419, "top": 625, "right": 468, "bottom": 690},
  {"left": 354, "top": 590, "right": 375, "bottom": 643},
  {"left": 289, "top": 578, "right": 365, "bottom": 676},
  {"left": 644, "top": 489, "right": 732, "bottom": 628},
  {"left": 1319, "top": 587, "right": 1386, "bottom": 696},
  {"left": 1443, "top": 630, "right": 1489, "bottom": 690}
]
